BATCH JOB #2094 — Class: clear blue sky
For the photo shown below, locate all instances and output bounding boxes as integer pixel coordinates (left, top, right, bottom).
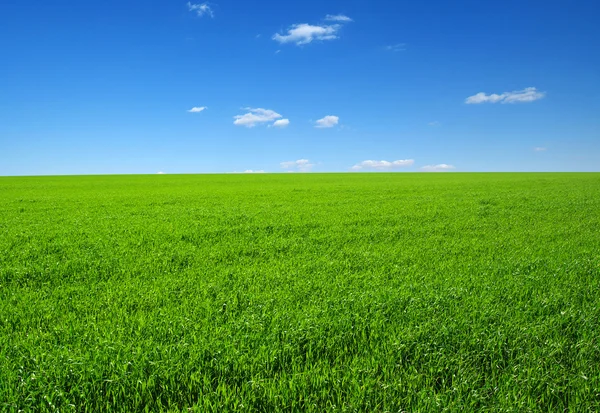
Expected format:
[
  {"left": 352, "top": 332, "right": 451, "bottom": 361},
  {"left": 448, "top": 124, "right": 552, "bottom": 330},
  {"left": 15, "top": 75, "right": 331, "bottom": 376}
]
[{"left": 1, "top": 0, "right": 599, "bottom": 175}]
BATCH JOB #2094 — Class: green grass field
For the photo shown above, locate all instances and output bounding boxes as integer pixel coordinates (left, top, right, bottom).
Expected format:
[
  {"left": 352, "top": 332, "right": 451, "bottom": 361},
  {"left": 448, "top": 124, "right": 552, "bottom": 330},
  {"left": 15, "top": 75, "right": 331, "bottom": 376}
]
[{"left": 1, "top": 173, "right": 599, "bottom": 412}]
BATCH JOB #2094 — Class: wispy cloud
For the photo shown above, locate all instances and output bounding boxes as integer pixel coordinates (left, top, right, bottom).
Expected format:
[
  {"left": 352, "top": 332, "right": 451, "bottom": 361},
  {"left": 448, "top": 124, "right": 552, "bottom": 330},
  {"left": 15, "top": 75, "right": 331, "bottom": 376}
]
[
  {"left": 187, "top": 2, "right": 214, "bottom": 18},
  {"left": 385, "top": 43, "right": 406, "bottom": 52},
  {"left": 421, "top": 164, "right": 455, "bottom": 172},
  {"left": 428, "top": 121, "right": 441, "bottom": 127},
  {"left": 244, "top": 170, "right": 265, "bottom": 173},
  {"left": 187, "top": 106, "right": 207, "bottom": 113},
  {"left": 466, "top": 87, "right": 545, "bottom": 104},
  {"left": 315, "top": 115, "right": 339, "bottom": 128},
  {"left": 534, "top": 147, "right": 547, "bottom": 152},
  {"left": 280, "top": 159, "right": 315, "bottom": 172},
  {"left": 325, "top": 14, "right": 353, "bottom": 22},
  {"left": 351, "top": 159, "right": 415, "bottom": 171},
  {"left": 234, "top": 108, "right": 283, "bottom": 128},
  {"left": 273, "top": 15, "right": 352, "bottom": 46},
  {"left": 272, "top": 119, "right": 290, "bottom": 128}
]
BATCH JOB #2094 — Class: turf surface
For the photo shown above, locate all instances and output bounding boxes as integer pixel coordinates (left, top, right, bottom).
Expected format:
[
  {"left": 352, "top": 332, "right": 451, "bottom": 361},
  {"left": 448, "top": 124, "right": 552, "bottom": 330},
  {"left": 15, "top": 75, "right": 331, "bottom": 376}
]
[{"left": 1, "top": 173, "right": 599, "bottom": 411}]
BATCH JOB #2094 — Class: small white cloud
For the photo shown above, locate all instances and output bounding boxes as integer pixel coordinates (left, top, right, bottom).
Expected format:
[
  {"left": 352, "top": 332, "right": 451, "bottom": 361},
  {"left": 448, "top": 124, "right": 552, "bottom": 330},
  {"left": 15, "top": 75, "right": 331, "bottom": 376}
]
[
  {"left": 187, "top": 106, "right": 207, "bottom": 113},
  {"left": 244, "top": 170, "right": 265, "bottom": 173},
  {"left": 272, "top": 119, "right": 290, "bottom": 128},
  {"left": 421, "top": 164, "right": 456, "bottom": 172},
  {"left": 325, "top": 14, "right": 353, "bottom": 22},
  {"left": 315, "top": 115, "right": 339, "bottom": 128},
  {"left": 280, "top": 159, "right": 315, "bottom": 172},
  {"left": 534, "top": 147, "right": 547, "bottom": 152},
  {"left": 187, "top": 2, "right": 214, "bottom": 18},
  {"left": 234, "top": 108, "right": 283, "bottom": 128},
  {"left": 466, "top": 93, "right": 504, "bottom": 104},
  {"left": 385, "top": 43, "right": 406, "bottom": 52},
  {"left": 351, "top": 159, "right": 415, "bottom": 171},
  {"left": 428, "top": 121, "right": 441, "bottom": 127},
  {"left": 272, "top": 15, "right": 352, "bottom": 46},
  {"left": 466, "top": 87, "right": 545, "bottom": 104},
  {"left": 273, "top": 23, "right": 340, "bottom": 45},
  {"left": 157, "top": 171, "right": 166, "bottom": 174}
]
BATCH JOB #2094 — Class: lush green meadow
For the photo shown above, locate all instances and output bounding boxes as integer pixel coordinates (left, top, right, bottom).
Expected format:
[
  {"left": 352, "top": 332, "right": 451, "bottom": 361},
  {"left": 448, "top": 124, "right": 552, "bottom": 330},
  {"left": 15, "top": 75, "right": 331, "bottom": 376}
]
[{"left": 1, "top": 173, "right": 599, "bottom": 412}]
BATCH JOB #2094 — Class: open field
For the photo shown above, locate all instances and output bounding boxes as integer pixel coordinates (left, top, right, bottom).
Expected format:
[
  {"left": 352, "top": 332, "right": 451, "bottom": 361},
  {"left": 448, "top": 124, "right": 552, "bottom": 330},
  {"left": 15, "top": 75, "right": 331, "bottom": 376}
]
[{"left": 1, "top": 173, "right": 599, "bottom": 412}]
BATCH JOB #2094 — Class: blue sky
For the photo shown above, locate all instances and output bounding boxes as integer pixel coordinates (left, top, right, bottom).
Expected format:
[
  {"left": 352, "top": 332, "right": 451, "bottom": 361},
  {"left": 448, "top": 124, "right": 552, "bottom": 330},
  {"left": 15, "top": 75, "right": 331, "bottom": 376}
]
[{"left": 1, "top": 0, "right": 599, "bottom": 175}]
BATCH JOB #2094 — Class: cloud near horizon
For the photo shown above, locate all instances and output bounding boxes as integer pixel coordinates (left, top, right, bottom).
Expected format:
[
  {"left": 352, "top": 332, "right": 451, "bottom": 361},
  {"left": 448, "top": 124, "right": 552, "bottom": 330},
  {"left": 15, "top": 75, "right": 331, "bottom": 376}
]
[
  {"left": 421, "top": 164, "right": 456, "bottom": 172},
  {"left": 466, "top": 87, "right": 545, "bottom": 104},
  {"left": 280, "top": 159, "right": 315, "bottom": 172},
  {"left": 351, "top": 159, "right": 415, "bottom": 171}
]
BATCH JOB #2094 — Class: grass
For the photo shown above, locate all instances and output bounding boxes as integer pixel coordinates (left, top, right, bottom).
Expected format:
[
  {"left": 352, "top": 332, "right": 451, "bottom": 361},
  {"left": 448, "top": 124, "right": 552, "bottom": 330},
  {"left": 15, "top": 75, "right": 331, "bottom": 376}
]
[{"left": 1, "top": 172, "right": 599, "bottom": 412}]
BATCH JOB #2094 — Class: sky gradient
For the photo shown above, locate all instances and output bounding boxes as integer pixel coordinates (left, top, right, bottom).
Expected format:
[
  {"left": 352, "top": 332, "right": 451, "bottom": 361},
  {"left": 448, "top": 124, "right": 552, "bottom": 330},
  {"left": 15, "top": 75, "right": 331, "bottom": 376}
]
[{"left": 1, "top": 0, "right": 599, "bottom": 175}]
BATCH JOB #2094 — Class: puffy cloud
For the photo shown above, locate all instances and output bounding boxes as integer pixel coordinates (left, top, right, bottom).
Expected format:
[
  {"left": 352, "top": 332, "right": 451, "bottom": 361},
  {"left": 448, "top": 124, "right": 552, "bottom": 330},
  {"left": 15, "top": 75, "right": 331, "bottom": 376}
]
[
  {"left": 273, "top": 15, "right": 351, "bottom": 46},
  {"left": 280, "top": 159, "right": 315, "bottom": 172},
  {"left": 466, "top": 87, "right": 545, "bottom": 104},
  {"left": 187, "top": 2, "right": 214, "bottom": 18},
  {"left": 272, "top": 119, "right": 290, "bottom": 128},
  {"left": 157, "top": 171, "right": 166, "bottom": 174},
  {"left": 325, "top": 14, "right": 353, "bottom": 22},
  {"left": 421, "top": 164, "right": 456, "bottom": 172},
  {"left": 351, "top": 159, "right": 415, "bottom": 171},
  {"left": 234, "top": 108, "right": 283, "bottom": 128},
  {"left": 273, "top": 23, "right": 340, "bottom": 45},
  {"left": 315, "top": 115, "right": 339, "bottom": 128},
  {"left": 187, "top": 106, "right": 207, "bottom": 113}
]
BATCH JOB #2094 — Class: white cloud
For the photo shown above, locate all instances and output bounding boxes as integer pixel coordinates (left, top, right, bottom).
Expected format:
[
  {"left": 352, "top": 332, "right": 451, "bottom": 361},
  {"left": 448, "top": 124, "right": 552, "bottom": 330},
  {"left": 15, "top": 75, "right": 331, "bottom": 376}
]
[
  {"left": 385, "top": 43, "right": 406, "bottom": 52},
  {"left": 187, "top": 2, "right": 214, "bottom": 18},
  {"left": 315, "top": 115, "right": 339, "bottom": 128},
  {"left": 187, "top": 106, "right": 207, "bottom": 113},
  {"left": 466, "top": 93, "right": 504, "bottom": 104},
  {"left": 534, "top": 147, "right": 547, "bottom": 152},
  {"left": 157, "top": 171, "right": 166, "bottom": 174},
  {"left": 325, "top": 14, "right": 353, "bottom": 22},
  {"left": 273, "top": 15, "right": 352, "bottom": 46},
  {"left": 234, "top": 108, "right": 283, "bottom": 128},
  {"left": 273, "top": 23, "right": 340, "bottom": 45},
  {"left": 280, "top": 159, "right": 315, "bottom": 172},
  {"left": 272, "top": 119, "right": 290, "bottom": 128},
  {"left": 351, "top": 159, "right": 415, "bottom": 171},
  {"left": 421, "top": 164, "right": 456, "bottom": 172},
  {"left": 428, "top": 121, "right": 441, "bottom": 126},
  {"left": 466, "top": 87, "right": 545, "bottom": 104},
  {"left": 244, "top": 170, "right": 265, "bottom": 173}
]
